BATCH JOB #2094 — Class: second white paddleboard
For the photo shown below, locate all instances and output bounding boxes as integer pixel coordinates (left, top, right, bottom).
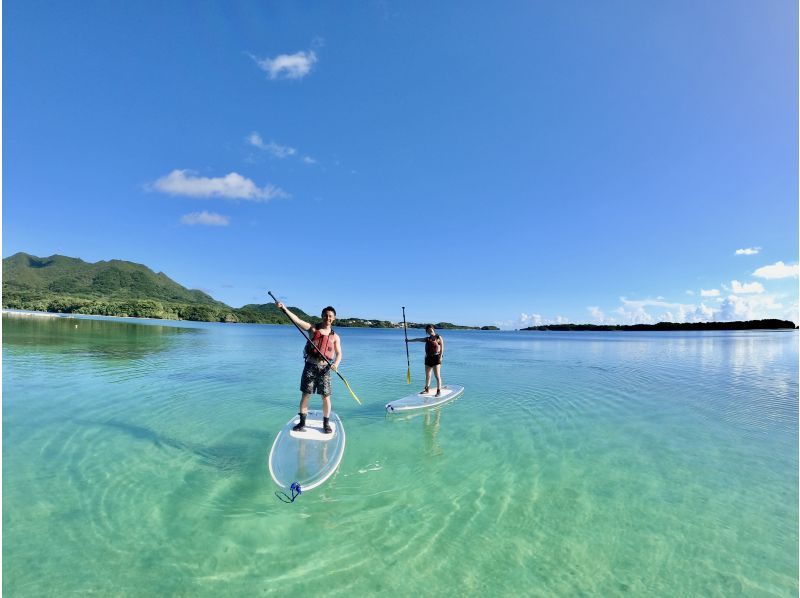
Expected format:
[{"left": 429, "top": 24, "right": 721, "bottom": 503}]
[{"left": 385, "top": 384, "right": 464, "bottom": 413}]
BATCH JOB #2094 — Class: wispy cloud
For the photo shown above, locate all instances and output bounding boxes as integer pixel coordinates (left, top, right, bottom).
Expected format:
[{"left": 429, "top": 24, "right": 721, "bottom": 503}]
[
  {"left": 700, "top": 289, "right": 720, "bottom": 297},
  {"left": 731, "top": 280, "right": 764, "bottom": 294},
  {"left": 255, "top": 50, "right": 317, "bottom": 80},
  {"left": 753, "top": 261, "right": 799, "bottom": 279},
  {"left": 620, "top": 297, "right": 687, "bottom": 310},
  {"left": 150, "top": 170, "right": 289, "bottom": 201},
  {"left": 247, "top": 131, "right": 316, "bottom": 164},
  {"left": 180, "top": 211, "right": 230, "bottom": 226},
  {"left": 247, "top": 133, "right": 297, "bottom": 158},
  {"left": 735, "top": 247, "right": 761, "bottom": 255}
]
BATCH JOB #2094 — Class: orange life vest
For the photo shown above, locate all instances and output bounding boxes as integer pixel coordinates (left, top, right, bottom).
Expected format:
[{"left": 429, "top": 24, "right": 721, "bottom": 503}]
[{"left": 305, "top": 328, "right": 336, "bottom": 361}]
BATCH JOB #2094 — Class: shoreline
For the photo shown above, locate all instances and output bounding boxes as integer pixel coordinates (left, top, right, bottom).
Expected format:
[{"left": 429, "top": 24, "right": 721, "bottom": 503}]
[
  {"left": 4, "top": 309, "right": 799, "bottom": 334},
  {"left": 2, "top": 309, "right": 72, "bottom": 318}
]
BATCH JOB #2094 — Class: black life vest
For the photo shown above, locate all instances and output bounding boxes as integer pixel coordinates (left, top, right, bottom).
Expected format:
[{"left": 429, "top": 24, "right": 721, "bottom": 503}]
[{"left": 425, "top": 334, "right": 441, "bottom": 356}]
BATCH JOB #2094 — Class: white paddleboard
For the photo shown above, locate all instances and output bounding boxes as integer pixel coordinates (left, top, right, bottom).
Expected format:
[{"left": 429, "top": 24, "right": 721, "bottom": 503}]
[
  {"left": 385, "top": 384, "right": 464, "bottom": 413},
  {"left": 268, "top": 410, "right": 346, "bottom": 492}
]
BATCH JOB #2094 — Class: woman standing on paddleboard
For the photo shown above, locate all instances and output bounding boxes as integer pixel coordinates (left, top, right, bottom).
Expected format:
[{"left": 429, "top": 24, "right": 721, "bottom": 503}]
[
  {"left": 406, "top": 325, "right": 445, "bottom": 397},
  {"left": 275, "top": 301, "right": 342, "bottom": 434}
]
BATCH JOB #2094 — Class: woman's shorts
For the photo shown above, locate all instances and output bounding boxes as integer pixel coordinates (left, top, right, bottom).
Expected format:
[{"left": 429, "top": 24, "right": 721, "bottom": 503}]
[
  {"left": 300, "top": 359, "right": 332, "bottom": 396},
  {"left": 425, "top": 354, "right": 442, "bottom": 367}
]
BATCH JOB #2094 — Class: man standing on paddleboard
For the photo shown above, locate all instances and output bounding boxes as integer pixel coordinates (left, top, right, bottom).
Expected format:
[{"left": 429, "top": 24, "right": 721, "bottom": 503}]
[
  {"left": 275, "top": 301, "right": 342, "bottom": 434},
  {"left": 406, "top": 325, "right": 445, "bottom": 397}
]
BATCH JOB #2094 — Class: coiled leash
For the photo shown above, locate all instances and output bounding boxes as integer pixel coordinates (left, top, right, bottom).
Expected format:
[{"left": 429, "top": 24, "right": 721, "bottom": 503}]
[{"left": 275, "top": 482, "right": 302, "bottom": 503}]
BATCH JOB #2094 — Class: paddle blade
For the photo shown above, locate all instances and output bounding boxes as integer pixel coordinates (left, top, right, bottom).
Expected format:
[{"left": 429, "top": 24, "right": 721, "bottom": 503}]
[
  {"left": 406, "top": 367, "right": 411, "bottom": 384},
  {"left": 340, "top": 375, "right": 362, "bottom": 405}
]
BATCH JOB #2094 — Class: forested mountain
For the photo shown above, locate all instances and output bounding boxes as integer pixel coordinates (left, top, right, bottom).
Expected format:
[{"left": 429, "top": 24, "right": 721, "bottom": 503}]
[
  {"left": 4, "top": 252, "right": 224, "bottom": 305},
  {"left": 3, "top": 253, "right": 384, "bottom": 325},
  {"left": 2, "top": 253, "right": 487, "bottom": 327},
  {"left": 5, "top": 252, "right": 250, "bottom": 322}
]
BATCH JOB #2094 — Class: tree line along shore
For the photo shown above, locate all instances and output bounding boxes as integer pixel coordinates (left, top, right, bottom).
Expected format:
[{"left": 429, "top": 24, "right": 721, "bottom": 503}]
[
  {"left": 2, "top": 252, "right": 498, "bottom": 329},
  {"left": 521, "top": 320, "right": 797, "bottom": 331},
  {"left": 4, "top": 253, "right": 794, "bottom": 331}
]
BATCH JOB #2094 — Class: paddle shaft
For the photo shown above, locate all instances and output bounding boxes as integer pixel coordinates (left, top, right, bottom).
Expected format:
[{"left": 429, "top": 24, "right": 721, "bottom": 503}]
[
  {"left": 268, "top": 291, "right": 361, "bottom": 404},
  {"left": 268, "top": 290, "right": 333, "bottom": 364},
  {"left": 402, "top": 306, "right": 411, "bottom": 370},
  {"left": 403, "top": 307, "right": 411, "bottom": 384}
]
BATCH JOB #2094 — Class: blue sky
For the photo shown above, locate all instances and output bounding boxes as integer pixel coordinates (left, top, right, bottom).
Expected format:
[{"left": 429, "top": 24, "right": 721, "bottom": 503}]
[{"left": 4, "top": 1, "right": 798, "bottom": 328}]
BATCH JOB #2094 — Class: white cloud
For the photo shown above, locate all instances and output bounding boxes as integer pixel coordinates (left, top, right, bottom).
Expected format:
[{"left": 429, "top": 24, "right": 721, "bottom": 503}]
[
  {"left": 753, "top": 261, "right": 799, "bottom": 279},
  {"left": 180, "top": 211, "right": 230, "bottom": 226},
  {"left": 617, "top": 297, "right": 718, "bottom": 324},
  {"left": 587, "top": 306, "right": 606, "bottom": 323},
  {"left": 731, "top": 280, "right": 764, "bottom": 294},
  {"left": 256, "top": 50, "right": 317, "bottom": 80},
  {"left": 514, "top": 281, "right": 797, "bottom": 329},
  {"left": 614, "top": 304, "right": 655, "bottom": 325},
  {"left": 692, "top": 303, "right": 715, "bottom": 321},
  {"left": 303, "top": 156, "right": 317, "bottom": 164},
  {"left": 247, "top": 132, "right": 264, "bottom": 147},
  {"left": 735, "top": 247, "right": 760, "bottom": 255},
  {"left": 519, "top": 313, "right": 544, "bottom": 327},
  {"left": 700, "top": 289, "right": 720, "bottom": 297},
  {"left": 685, "top": 290, "right": 695, "bottom": 295},
  {"left": 620, "top": 297, "right": 687, "bottom": 310},
  {"left": 247, "top": 133, "right": 297, "bottom": 158},
  {"left": 150, "top": 170, "right": 289, "bottom": 201},
  {"left": 717, "top": 294, "right": 783, "bottom": 321}
]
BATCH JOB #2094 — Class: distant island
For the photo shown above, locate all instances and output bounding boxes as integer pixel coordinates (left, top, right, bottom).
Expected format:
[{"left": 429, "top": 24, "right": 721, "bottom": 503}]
[
  {"left": 2, "top": 252, "right": 496, "bottom": 329},
  {"left": 521, "top": 320, "right": 797, "bottom": 331}
]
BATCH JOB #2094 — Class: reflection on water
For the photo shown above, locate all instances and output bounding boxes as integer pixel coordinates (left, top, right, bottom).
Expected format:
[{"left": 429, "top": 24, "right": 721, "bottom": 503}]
[
  {"left": 3, "top": 314, "right": 199, "bottom": 360},
  {"left": 423, "top": 408, "right": 443, "bottom": 457}
]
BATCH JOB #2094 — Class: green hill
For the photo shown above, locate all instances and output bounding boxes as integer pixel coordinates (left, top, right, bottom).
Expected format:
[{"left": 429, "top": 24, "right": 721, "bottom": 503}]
[
  {"left": 3, "top": 252, "right": 234, "bottom": 321},
  {"left": 4, "top": 252, "right": 224, "bottom": 304},
  {"left": 2, "top": 252, "right": 488, "bottom": 327},
  {"left": 3, "top": 253, "right": 361, "bottom": 324},
  {"left": 234, "top": 302, "right": 316, "bottom": 324}
]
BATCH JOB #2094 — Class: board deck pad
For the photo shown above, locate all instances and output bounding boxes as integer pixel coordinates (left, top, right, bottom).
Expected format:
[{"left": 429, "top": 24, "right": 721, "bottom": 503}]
[
  {"left": 385, "top": 384, "right": 465, "bottom": 412},
  {"left": 268, "top": 410, "right": 345, "bottom": 491},
  {"left": 289, "top": 417, "right": 337, "bottom": 440}
]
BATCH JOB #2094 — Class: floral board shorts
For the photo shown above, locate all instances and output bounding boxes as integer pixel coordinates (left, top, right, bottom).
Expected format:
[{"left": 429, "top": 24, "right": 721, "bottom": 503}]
[{"left": 300, "top": 359, "right": 332, "bottom": 396}]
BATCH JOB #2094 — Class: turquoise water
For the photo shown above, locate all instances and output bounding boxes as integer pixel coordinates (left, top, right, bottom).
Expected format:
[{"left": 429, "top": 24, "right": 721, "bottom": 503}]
[{"left": 3, "top": 315, "right": 798, "bottom": 596}]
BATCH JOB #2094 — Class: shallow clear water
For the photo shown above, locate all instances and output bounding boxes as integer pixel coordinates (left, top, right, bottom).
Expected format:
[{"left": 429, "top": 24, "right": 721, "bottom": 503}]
[{"left": 3, "top": 315, "right": 798, "bottom": 596}]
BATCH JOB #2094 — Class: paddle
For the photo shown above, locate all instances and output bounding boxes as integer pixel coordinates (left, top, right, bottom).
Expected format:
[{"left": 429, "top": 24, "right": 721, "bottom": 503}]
[
  {"left": 268, "top": 291, "right": 362, "bottom": 405},
  {"left": 402, "top": 306, "right": 411, "bottom": 384}
]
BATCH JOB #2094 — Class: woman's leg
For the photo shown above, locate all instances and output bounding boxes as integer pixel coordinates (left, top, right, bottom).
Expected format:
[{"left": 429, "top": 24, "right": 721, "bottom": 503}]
[
  {"left": 298, "top": 393, "right": 311, "bottom": 414},
  {"left": 433, "top": 364, "right": 443, "bottom": 392},
  {"left": 423, "top": 365, "right": 433, "bottom": 392}
]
